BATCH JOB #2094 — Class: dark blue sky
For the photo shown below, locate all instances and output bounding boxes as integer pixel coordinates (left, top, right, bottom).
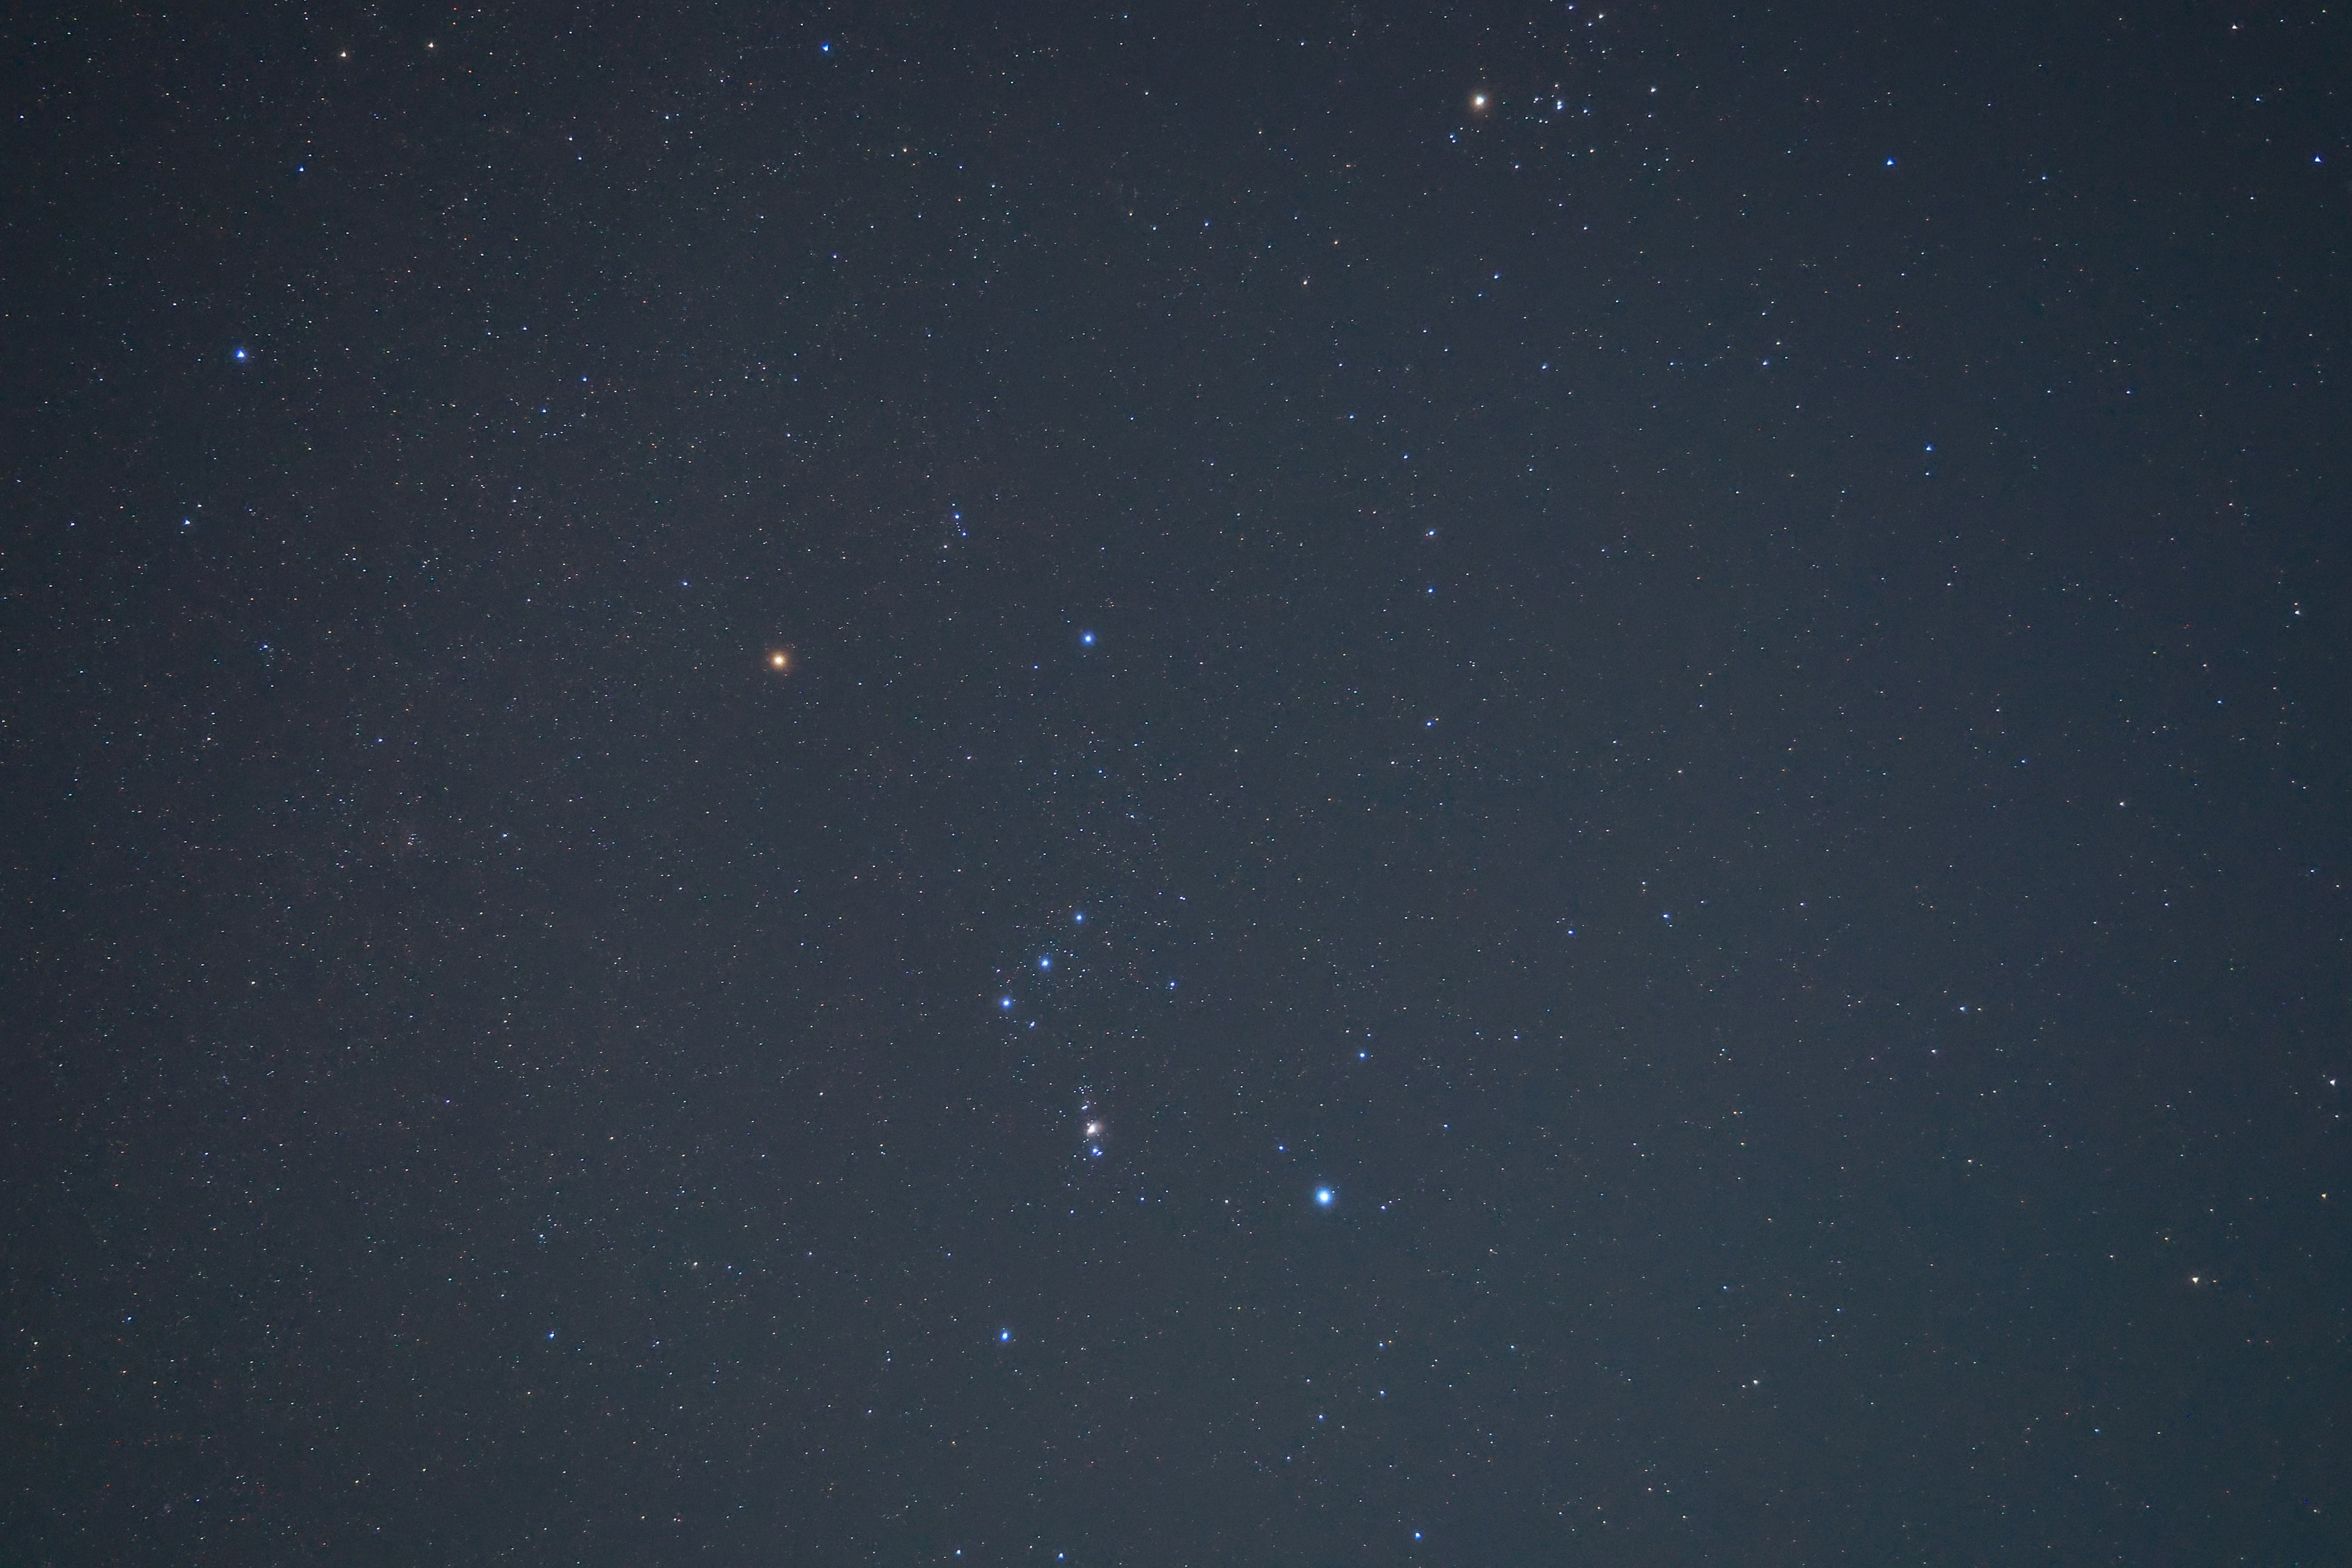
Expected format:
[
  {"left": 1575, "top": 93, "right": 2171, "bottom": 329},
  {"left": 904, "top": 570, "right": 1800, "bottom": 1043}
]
[{"left": 5, "top": 2, "right": 2347, "bottom": 1562}]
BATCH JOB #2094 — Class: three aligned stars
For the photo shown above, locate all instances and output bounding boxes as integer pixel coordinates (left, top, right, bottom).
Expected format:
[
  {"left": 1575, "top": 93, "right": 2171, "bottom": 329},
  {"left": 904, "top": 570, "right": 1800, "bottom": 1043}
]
[{"left": 1079, "top": 1087, "right": 1104, "bottom": 1159}]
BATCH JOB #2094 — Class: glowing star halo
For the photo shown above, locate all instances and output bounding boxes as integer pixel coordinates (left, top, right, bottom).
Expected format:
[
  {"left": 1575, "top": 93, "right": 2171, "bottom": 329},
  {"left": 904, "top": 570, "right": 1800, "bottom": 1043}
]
[{"left": 766, "top": 647, "right": 795, "bottom": 673}]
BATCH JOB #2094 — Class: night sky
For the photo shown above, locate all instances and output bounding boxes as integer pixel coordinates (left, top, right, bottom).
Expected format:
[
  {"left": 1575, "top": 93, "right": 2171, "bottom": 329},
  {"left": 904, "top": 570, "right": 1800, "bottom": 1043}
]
[{"left": 6, "top": 2, "right": 2350, "bottom": 1563}]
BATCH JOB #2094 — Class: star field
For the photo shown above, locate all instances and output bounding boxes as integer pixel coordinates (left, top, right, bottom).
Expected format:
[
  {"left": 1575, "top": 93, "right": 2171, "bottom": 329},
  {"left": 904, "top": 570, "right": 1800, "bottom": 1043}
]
[{"left": 4, "top": 2, "right": 2350, "bottom": 1564}]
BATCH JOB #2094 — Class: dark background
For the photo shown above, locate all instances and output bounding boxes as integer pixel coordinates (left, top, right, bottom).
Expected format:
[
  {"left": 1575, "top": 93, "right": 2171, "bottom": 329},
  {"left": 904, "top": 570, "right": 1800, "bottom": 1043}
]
[{"left": 4, "top": 1, "right": 2348, "bottom": 1562}]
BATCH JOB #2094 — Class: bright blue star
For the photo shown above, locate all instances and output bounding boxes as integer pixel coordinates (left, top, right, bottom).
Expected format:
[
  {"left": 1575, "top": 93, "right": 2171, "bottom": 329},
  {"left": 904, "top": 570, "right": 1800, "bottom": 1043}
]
[
  {"left": 232, "top": 347, "right": 248, "bottom": 361},
  {"left": 1080, "top": 630, "right": 1096, "bottom": 646},
  {"left": 1000, "top": 1328, "right": 1012, "bottom": 1341},
  {"left": 1315, "top": 1187, "right": 1335, "bottom": 1207},
  {"left": 1000, "top": 996, "right": 1014, "bottom": 1009},
  {"left": 1072, "top": 910, "right": 1085, "bottom": 923},
  {"left": 1038, "top": 955, "right": 1051, "bottom": 970}
]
